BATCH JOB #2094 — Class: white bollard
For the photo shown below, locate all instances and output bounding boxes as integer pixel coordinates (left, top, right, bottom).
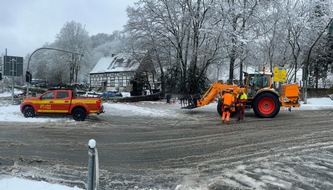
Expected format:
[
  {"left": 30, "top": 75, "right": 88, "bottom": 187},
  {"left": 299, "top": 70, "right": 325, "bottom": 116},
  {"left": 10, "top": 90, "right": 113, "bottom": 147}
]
[{"left": 87, "top": 139, "right": 99, "bottom": 190}]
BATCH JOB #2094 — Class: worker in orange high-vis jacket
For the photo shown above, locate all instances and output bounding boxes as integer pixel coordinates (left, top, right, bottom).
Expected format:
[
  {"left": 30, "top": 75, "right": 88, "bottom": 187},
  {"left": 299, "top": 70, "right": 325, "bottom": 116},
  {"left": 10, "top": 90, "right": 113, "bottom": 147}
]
[{"left": 221, "top": 90, "right": 235, "bottom": 124}]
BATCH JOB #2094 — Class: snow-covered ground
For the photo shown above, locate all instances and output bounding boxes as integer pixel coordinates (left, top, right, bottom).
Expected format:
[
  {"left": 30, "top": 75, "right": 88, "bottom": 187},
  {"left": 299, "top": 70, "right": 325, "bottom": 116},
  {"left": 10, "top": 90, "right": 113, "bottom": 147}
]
[
  {"left": 1, "top": 89, "right": 333, "bottom": 189},
  {"left": 0, "top": 176, "right": 82, "bottom": 190},
  {"left": 1, "top": 96, "right": 332, "bottom": 123}
]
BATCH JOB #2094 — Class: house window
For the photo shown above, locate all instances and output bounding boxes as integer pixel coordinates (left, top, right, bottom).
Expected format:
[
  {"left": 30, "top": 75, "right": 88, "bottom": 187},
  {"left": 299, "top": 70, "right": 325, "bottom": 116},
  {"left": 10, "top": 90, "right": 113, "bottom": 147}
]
[
  {"left": 119, "top": 79, "right": 123, "bottom": 86},
  {"left": 110, "top": 74, "right": 115, "bottom": 87},
  {"left": 115, "top": 77, "right": 119, "bottom": 87},
  {"left": 123, "top": 79, "right": 127, "bottom": 87},
  {"left": 106, "top": 77, "right": 110, "bottom": 87},
  {"left": 110, "top": 80, "right": 115, "bottom": 87}
]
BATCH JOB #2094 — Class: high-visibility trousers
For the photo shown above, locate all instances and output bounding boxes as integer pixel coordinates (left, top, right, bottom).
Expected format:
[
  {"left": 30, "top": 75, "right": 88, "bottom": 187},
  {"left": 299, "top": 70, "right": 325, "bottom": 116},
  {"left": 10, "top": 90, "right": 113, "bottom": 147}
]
[{"left": 222, "top": 107, "right": 231, "bottom": 122}]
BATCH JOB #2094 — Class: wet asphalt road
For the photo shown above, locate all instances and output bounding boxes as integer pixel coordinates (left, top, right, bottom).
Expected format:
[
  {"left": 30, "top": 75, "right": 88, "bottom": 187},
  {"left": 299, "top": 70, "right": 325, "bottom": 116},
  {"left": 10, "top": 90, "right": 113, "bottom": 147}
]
[{"left": 1, "top": 106, "right": 333, "bottom": 189}]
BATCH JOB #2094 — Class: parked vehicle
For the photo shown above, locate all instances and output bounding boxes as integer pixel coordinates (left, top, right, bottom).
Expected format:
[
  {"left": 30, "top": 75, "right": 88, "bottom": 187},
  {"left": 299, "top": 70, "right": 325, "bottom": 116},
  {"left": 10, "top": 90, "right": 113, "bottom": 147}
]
[
  {"left": 20, "top": 88, "right": 104, "bottom": 121},
  {"left": 84, "top": 91, "right": 101, "bottom": 97},
  {"left": 100, "top": 91, "right": 124, "bottom": 100},
  {"left": 100, "top": 91, "right": 117, "bottom": 98}
]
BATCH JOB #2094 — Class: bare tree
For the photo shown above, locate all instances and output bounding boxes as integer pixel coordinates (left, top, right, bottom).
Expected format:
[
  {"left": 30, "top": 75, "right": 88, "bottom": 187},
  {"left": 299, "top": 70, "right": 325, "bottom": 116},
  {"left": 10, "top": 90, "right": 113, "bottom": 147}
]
[
  {"left": 126, "top": 0, "right": 221, "bottom": 94},
  {"left": 216, "top": 0, "right": 258, "bottom": 82},
  {"left": 55, "top": 21, "right": 91, "bottom": 83}
]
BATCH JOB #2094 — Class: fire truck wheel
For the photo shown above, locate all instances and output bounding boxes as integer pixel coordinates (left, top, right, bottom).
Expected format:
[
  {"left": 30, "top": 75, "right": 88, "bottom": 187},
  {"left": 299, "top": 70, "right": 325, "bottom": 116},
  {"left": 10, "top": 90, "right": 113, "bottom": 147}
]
[
  {"left": 23, "top": 106, "right": 36, "bottom": 118},
  {"left": 72, "top": 108, "right": 87, "bottom": 121}
]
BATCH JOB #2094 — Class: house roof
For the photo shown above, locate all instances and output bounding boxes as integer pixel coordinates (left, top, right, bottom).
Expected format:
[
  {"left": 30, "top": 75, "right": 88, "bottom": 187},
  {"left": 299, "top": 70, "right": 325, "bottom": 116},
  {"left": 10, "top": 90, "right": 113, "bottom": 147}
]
[{"left": 90, "top": 53, "right": 140, "bottom": 74}]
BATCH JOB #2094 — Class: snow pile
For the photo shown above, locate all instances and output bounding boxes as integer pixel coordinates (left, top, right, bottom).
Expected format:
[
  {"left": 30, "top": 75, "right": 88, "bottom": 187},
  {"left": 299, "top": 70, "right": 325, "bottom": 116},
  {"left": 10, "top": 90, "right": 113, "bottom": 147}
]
[
  {"left": 104, "top": 102, "right": 173, "bottom": 117},
  {"left": 0, "top": 91, "right": 14, "bottom": 97},
  {"left": 299, "top": 97, "right": 333, "bottom": 110},
  {"left": 0, "top": 177, "right": 83, "bottom": 190},
  {"left": 0, "top": 104, "right": 73, "bottom": 122}
]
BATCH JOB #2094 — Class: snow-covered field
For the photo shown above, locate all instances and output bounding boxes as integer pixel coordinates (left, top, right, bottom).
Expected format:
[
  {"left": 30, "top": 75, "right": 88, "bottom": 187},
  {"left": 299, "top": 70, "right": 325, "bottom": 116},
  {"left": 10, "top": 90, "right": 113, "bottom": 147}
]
[{"left": 1, "top": 89, "right": 333, "bottom": 189}]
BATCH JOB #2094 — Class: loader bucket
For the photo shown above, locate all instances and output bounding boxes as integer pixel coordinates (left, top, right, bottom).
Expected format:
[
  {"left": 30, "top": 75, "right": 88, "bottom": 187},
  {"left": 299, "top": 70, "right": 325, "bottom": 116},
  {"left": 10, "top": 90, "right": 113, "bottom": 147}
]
[{"left": 181, "top": 104, "right": 196, "bottom": 109}]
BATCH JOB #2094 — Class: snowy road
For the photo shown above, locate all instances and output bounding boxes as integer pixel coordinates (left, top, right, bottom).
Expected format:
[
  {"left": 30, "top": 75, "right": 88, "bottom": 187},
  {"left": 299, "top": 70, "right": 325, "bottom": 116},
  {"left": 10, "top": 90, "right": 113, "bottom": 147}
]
[{"left": 0, "top": 101, "right": 333, "bottom": 189}]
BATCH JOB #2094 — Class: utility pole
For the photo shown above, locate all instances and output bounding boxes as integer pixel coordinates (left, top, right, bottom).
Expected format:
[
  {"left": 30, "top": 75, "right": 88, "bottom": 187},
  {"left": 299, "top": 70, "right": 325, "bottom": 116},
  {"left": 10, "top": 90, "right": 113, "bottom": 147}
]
[{"left": 11, "top": 59, "right": 16, "bottom": 104}]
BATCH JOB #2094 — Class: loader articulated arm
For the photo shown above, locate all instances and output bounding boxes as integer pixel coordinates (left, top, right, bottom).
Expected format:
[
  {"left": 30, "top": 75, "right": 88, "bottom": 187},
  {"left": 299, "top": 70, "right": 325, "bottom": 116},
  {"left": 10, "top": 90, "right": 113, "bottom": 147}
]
[{"left": 196, "top": 82, "right": 239, "bottom": 107}]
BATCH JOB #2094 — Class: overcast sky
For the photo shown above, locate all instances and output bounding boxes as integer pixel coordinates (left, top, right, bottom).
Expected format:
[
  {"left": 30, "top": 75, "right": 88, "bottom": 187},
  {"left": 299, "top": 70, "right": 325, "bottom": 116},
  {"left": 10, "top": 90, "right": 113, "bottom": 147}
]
[{"left": 0, "top": 0, "right": 137, "bottom": 57}]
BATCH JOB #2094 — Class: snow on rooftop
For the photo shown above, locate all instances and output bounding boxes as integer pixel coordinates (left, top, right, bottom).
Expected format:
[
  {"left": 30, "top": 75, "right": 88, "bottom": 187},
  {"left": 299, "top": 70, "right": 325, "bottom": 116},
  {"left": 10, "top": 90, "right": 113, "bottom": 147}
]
[
  {"left": 90, "top": 56, "right": 113, "bottom": 74},
  {"left": 90, "top": 53, "right": 140, "bottom": 74}
]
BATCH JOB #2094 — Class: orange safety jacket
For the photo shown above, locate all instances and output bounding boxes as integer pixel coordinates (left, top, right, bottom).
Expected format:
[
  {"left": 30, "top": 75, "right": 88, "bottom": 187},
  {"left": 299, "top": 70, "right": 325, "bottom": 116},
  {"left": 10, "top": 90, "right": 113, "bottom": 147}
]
[{"left": 222, "top": 93, "right": 235, "bottom": 107}]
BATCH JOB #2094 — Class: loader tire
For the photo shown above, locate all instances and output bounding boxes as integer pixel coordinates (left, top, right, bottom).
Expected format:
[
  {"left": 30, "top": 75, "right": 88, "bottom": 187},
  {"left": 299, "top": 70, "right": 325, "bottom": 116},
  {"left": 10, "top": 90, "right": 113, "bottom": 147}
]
[
  {"left": 217, "top": 101, "right": 223, "bottom": 116},
  {"left": 217, "top": 100, "right": 237, "bottom": 117},
  {"left": 253, "top": 92, "right": 280, "bottom": 118}
]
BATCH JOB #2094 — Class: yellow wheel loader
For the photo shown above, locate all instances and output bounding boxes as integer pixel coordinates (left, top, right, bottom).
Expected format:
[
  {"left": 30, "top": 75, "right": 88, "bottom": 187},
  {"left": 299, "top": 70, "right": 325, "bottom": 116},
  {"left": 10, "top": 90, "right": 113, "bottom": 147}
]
[{"left": 182, "top": 71, "right": 300, "bottom": 118}]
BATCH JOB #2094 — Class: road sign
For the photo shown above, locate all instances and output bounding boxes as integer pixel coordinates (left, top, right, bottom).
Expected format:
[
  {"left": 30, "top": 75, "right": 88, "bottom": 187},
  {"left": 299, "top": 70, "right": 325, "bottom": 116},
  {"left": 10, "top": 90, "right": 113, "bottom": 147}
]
[
  {"left": 273, "top": 67, "right": 287, "bottom": 82},
  {"left": 3, "top": 56, "right": 24, "bottom": 76}
]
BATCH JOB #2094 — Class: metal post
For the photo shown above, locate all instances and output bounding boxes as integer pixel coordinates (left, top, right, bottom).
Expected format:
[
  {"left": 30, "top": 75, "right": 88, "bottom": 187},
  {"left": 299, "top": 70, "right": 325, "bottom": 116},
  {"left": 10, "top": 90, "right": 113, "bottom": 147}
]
[
  {"left": 87, "top": 139, "right": 96, "bottom": 190},
  {"left": 303, "top": 78, "right": 307, "bottom": 104},
  {"left": 11, "top": 59, "right": 16, "bottom": 105}
]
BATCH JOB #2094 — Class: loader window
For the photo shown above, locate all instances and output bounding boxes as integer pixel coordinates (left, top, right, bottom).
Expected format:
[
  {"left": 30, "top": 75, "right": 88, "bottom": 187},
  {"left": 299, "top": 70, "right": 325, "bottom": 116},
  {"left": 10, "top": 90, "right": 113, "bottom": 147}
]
[{"left": 249, "top": 75, "right": 269, "bottom": 89}]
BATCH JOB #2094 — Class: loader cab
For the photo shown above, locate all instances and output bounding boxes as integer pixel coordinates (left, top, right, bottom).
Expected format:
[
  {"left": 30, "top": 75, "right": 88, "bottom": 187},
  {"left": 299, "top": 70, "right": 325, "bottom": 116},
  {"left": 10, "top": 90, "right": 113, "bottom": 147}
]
[{"left": 245, "top": 72, "right": 272, "bottom": 98}]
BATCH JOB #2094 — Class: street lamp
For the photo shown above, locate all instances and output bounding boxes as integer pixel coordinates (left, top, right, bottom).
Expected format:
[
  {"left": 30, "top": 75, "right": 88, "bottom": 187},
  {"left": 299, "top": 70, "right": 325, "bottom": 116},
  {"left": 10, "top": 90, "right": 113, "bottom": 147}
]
[{"left": 26, "top": 47, "right": 84, "bottom": 96}]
